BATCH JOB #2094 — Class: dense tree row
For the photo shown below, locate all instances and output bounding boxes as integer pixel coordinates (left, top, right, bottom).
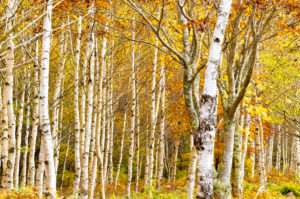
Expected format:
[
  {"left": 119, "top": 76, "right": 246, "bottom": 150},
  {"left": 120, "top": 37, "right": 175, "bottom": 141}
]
[{"left": 0, "top": 0, "right": 299, "bottom": 199}]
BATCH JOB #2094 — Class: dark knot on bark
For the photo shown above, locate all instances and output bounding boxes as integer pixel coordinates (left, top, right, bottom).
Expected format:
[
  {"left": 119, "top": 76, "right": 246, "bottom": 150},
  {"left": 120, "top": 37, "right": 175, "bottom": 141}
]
[{"left": 194, "top": 133, "right": 205, "bottom": 151}]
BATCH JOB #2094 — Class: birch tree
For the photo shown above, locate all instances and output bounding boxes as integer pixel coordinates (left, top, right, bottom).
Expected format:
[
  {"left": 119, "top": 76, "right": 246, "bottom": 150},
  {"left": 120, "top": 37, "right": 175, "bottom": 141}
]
[{"left": 39, "top": 0, "right": 56, "bottom": 196}]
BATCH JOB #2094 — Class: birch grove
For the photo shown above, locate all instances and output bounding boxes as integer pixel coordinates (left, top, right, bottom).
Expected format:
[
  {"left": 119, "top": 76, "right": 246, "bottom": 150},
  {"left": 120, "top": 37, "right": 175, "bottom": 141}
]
[{"left": 0, "top": 0, "right": 299, "bottom": 199}]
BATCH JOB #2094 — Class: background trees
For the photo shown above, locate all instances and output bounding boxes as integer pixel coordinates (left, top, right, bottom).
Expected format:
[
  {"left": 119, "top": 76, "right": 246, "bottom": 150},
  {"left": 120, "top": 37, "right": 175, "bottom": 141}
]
[{"left": 0, "top": 0, "right": 299, "bottom": 199}]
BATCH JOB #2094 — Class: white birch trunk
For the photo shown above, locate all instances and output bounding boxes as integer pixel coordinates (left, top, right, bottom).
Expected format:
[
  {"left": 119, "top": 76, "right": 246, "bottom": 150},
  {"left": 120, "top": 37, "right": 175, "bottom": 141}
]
[
  {"left": 186, "top": 147, "right": 198, "bottom": 199},
  {"left": 127, "top": 15, "right": 136, "bottom": 196},
  {"left": 79, "top": 17, "right": 95, "bottom": 198},
  {"left": 14, "top": 77, "right": 26, "bottom": 187},
  {"left": 196, "top": 0, "right": 232, "bottom": 197},
  {"left": 0, "top": 87, "right": 8, "bottom": 188},
  {"left": 39, "top": 0, "right": 56, "bottom": 196},
  {"left": 276, "top": 125, "right": 282, "bottom": 172},
  {"left": 135, "top": 104, "right": 140, "bottom": 192},
  {"left": 147, "top": 39, "right": 158, "bottom": 189},
  {"left": 28, "top": 41, "right": 39, "bottom": 186},
  {"left": 73, "top": 15, "right": 82, "bottom": 197},
  {"left": 36, "top": 138, "right": 45, "bottom": 195},
  {"left": 171, "top": 139, "right": 180, "bottom": 183},
  {"left": 52, "top": 33, "right": 67, "bottom": 175},
  {"left": 3, "top": 0, "right": 16, "bottom": 189},
  {"left": 21, "top": 75, "right": 31, "bottom": 186},
  {"left": 157, "top": 60, "right": 166, "bottom": 190}
]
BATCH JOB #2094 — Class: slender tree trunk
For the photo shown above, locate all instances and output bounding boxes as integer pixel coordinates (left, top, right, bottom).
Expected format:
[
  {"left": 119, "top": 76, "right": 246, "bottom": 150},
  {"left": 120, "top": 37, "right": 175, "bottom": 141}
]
[
  {"left": 232, "top": 110, "right": 243, "bottom": 198},
  {"left": 258, "top": 117, "right": 266, "bottom": 182},
  {"left": 240, "top": 108, "right": 251, "bottom": 188},
  {"left": 14, "top": 78, "right": 26, "bottom": 187},
  {"left": 88, "top": 38, "right": 99, "bottom": 199},
  {"left": 108, "top": 60, "right": 114, "bottom": 185},
  {"left": 276, "top": 125, "right": 282, "bottom": 172},
  {"left": 266, "top": 130, "right": 274, "bottom": 173},
  {"left": 73, "top": 16, "right": 81, "bottom": 197},
  {"left": 186, "top": 146, "right": 198, "bottom": 199},
  {"left": 52, "top": 33, "right": 67, "bottom": 175},
  {"left": 135, "top": 102, "right": 140, "bottom": 192},
  {"left": 250, "top": 137, "right": 255, "bottom": 178},
  {"left": 60, "top": 135, "right": 70, "bottom": 190},
  {"left": 127, "top": 15, "right": 136, "bottom": 196},
  {"left": 79, "top": 17, "right": 95, "bottom": 198},
  {"left": 144, "top": 117, "right": 150, "bottom": 188},
  {"left": 171, "top": 139, "right": 180, "bottom": 183},
  {"left": 147, "top": 39, "right": 158, "bottom": 189},
  {"left": 39, "top": 0, "right": 56, "bottom": 196},
  {"left": 21, "top": 75, "right": 31, "bottom": 186},
  {"left": 115, "top": 112, "right": 126, "bottom": 189},
  {"left": 157, "top": 61, "right": 166, "bottom": 190},
  {"left": 28, "top": 41, "right": 39, "bottom": 186},
  {"left": 255, "top": 121, "right": 264, "bottom": 186}
]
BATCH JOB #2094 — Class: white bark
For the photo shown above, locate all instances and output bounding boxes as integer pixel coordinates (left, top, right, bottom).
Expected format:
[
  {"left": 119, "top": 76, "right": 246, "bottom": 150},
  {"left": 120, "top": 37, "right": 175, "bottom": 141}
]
[
  {"left": 197, "top": 0, "right": 232, "bottom": 197},
  {"left": 21, "top": 74, "right": 31, "bottom": 186},
  {"left": 0, "top": 87, "right": 8, "bottom": 188},
  {"left": 3, "top": 0, "right": 17, "bottom": 189},
  {"left": 276, "top": 125, "right": 282, "bottom": 172},
  {"left": 14, "top": 76, "right": 26, "bottom": 187},
  {"left": 127, "top": 15, "right": 136, "bottom": 196},
  {"left": 52, "top": 33, "right": 67, "bottom": 175},
  {"left": 157, "top": 60, "right": 166, "bottom": 190},
  {"left": 187, "top": 147, "right": 198, "bottom": 199},
  {"left": 28, "top": 40, "right": 39, "bottom": 186},
  {"left": 73, "top": 15, "right": 81, "bottom": 197},
  {"left": 147, "top": 39, "right": 158, "bottom": 189},
  {"left": 39, "top": 0, "right": 56, "bottom": 196},
  {"left": 171, "top": 139, "right": 180, "bottom": 183},
  {"left": 79, "top": 17, "right": 95, "bottom": 199}
]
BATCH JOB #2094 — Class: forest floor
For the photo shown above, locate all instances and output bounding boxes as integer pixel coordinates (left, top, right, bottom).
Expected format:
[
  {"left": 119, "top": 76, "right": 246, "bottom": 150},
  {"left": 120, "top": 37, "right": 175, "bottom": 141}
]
[{"left": 0, "top": 172, "right": 299, "bottom": 199}]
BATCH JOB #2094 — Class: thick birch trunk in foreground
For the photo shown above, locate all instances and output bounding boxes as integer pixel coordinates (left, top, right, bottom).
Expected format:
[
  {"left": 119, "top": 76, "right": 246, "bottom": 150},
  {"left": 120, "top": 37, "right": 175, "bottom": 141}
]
[
  {"left": 39, "top": 0, "right": 56, "bottom": 196},
  {"left": 73, "top": 15, "right": 81, "bottom": 197},
  {"left": 194, "top": 1, "right": 232, "bottom": 198},
  {"left": 28, "top": 41, "right": 40, "bottom": 186},
  {"left": 3, "top": 0, "right": 16, "bottom": 189}
]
